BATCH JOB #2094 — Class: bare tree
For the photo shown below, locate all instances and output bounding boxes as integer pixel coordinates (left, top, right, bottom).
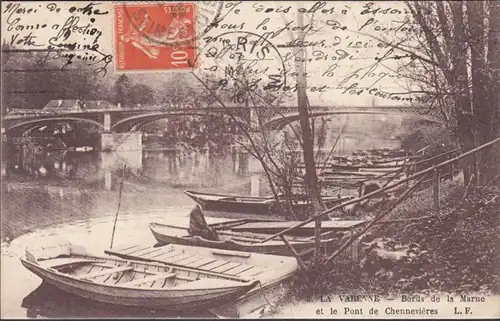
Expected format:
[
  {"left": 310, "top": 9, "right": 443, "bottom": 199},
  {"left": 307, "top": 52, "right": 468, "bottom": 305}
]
[
  {"left": 363, "top": 1, "right": 500, "bottom": 186},
  {"left": 189, "top": 46, "right": 340, "bottom": 222}
]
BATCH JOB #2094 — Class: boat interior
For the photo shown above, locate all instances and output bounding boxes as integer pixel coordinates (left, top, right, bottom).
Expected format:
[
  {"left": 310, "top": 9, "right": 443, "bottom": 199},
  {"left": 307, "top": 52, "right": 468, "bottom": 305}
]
[
  {"left": 27, "top": 248, "right": 250, "bottom": 290},
  {"left": 152, "top": 221, "right": 344, "bottom": 244},
  {"left": 212, "top": 197, "right": 275, "bottom": 204}
]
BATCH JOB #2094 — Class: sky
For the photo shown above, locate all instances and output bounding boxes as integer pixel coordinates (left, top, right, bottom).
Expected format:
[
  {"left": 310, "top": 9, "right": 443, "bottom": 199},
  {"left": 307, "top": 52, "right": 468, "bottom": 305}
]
[{"left": 2, "top": 1, "right": 420, "bottom": 107}]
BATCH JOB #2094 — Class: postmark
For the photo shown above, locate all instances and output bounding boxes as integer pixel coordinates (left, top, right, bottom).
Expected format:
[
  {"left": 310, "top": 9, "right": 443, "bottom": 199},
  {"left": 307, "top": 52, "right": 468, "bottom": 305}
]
[
  {"left": 122, "top": 1, "right": 224, "bottom": 46},
  {"left": 194, "top": 31, "right": 289, "bottom": 105},
  {"left": 114, "top": 2, "right": 200, "bottom": 71}
]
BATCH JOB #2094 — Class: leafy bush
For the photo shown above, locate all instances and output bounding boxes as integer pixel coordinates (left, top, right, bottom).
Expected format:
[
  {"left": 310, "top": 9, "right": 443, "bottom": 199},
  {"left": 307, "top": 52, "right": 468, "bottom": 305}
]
[
  {"left": 399, "top": 123, "right": 459, "bottom": 156},
  {"left": 286, "top": 183, "right": 499, "bottom": 306}
]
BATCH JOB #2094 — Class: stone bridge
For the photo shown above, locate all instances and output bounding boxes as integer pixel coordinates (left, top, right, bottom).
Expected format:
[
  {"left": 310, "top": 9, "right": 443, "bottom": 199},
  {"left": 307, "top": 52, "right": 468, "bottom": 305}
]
[
  {"left": 3, "top": 104, "right": 442, "bottom": 135},
  {"left": 2, "top": 104, "right": 442, "bottom": 150},
  {"left": 263, "top": 105, "right": 444, "bottom": 130},
  {"left": 3, "top": 107, "right": 249, "bottom": 136}
]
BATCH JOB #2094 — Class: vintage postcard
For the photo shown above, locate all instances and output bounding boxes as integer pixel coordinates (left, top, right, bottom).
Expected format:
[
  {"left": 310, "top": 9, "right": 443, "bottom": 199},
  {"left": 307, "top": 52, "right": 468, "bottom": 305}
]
[{"left": 1, "top": 1, "right": 499, "bottom": 319}]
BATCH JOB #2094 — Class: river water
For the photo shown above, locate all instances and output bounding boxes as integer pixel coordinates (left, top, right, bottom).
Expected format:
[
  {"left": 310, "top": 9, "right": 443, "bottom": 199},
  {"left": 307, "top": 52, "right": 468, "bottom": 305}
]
[
  {"left": 1, "top": 147, "right": 266, "bottom": 318},
  {"left": 1, "top": 116, "right": 404, "bottom": 318}
]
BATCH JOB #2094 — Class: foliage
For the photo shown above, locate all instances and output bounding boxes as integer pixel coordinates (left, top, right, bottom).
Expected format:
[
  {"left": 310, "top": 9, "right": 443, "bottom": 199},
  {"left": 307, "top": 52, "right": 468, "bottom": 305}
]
[
  {"left": 289, "top": 255, "right": 378, "bottom": 302},
  {"left": 130, "top": 83, "right": 156, "bottom": 106},
  {"left": 159, "top": 115, "right": 235, "bottom": 153},
  {"left": 1, "top": 43, "right": 161, "bottom": 112},
  {"left": 365, "top": 184, "right": 500, "bottom": 294},
  {"left": 114, "top": 76, "right": 157, "bottom": 107},
  {"left": 398, "top": 122, "right": 459, "bottom": 156},
  {"left": 285, "top": 182, "right": 500, "bottom": 307},
  {"left": 397, "top": 1, "right": 500, "bottom": 185},
  {"left": 114, "top": 75, "right": 133, "bottom": 107},
  {"left": 1, "top": 44, "right": 113, "bottom": 111}
]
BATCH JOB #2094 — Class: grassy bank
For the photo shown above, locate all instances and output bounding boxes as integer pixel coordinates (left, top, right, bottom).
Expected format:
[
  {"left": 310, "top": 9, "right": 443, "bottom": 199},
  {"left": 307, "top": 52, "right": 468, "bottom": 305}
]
[{"left": 260, "top": 179, "right": 500, "bottom": 316}]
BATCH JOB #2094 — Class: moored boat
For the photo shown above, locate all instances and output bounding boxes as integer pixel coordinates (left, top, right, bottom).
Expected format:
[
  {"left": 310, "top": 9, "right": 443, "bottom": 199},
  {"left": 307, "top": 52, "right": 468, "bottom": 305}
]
[
  {"left": 183, "top": 190, "right": 353, "bottom": 216},
  {"left": 20, "top": 242, "right": 259, "bottom": 311},
  {"left": 221, "top": 219, "right": 367, "bottom": 236},
  {"left": 105, "top": 243, "right": 300, "bottom": 317},
  {"left": 184, "top": 190, "right": 277, "bottom": 215},
  {"left": 148, "top": 218, "right": 365, "bottom": 257}
]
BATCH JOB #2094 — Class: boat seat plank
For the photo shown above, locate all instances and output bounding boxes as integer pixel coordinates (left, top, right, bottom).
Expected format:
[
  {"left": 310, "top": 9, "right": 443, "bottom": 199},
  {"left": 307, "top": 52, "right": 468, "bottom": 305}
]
[
  {"left": 133, "top": 247, "right": 164, "bottom": 259},
  {"left": 120, "top": 272, "right": 177, "bottom": 287},
  {"left": 140, "top": 251, "right": 165, "bottom": 260},
  {"left": 173, "top": 255, "right": 202, "bottom": 266},
  {"left": 126, "top": 246, "right": 152, "bottom": 256},
  {"left": 167, "top": 254, "right": 193, "bottom": 264},
  {"left": 212, "top": 249, "right": 251, "bottom": 258},
  {"left": 40, "top": 258, "right": 102, "bottom": 269},
  {"left": 155, "top": 250, "right": 185, "bottom": 261},
  {"left": 129, "top": 247, "right": 161, "bottom": 258},
  {"left": 223, "top": 264, "right": 255, "bottom": 276},
  {"left": 211, "top": 262, "right": 241, "bottom": 274},
  {"left": 149, "top": 251, "right": 182, "bottom": 263},
  {"left": 146, "top": 250, "right": 173, "bottom": 259},
  {"left": 200, "top": 260, "right": 231, "bottom": 271},
  {"left": 238, "top": 267, "right": 262, "bottom": 277},
  {"left": 114, "top": 244, "right": 142, "bottom": 254},
  {"left": 186, "top": 257, "right": 218, "bottom": 269},
  {"left": 83, "top": 265, "right": 134, "bottom": 280},
  {"left": 246, "top": 270, "right": 265, "bottom": 277}
]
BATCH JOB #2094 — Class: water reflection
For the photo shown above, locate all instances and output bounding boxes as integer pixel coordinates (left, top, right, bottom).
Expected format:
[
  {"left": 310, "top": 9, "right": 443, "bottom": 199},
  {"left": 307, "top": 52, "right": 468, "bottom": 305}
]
[
  {"left": 2, "top": 210, "right": 226, "bottom": 319},
  {"left": 22, "top": 282, "right": 217, "bottom": 318},
  {"left": 1, "top": 147, "right": 259, "bottom": 242},
  {"left": 1, "top": 127, "right": 405, "bottom": 318},
  {"left": 1, "top": 133, "right": 401, "bottom": 242},
  {"left": 3, "top": 148, "right": 251, "bottom": 191}
]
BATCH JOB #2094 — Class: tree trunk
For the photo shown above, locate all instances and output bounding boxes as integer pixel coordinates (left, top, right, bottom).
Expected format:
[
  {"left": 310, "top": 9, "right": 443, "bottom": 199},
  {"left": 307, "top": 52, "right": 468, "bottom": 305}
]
[
  {"left": 450, "top": 2, "right": 477, "bottom": 185},
  {"left": 468, "top": 1, "right": 491, "bottom": 185},
  {"left": 294, "top": 16, "right": 324, "bottom": 210},
  {"left": 294, "top": 5, "right": 326, "bottom": 261},
  {"left": 485, "top": 1, "right": 500, "bottom": 185}
]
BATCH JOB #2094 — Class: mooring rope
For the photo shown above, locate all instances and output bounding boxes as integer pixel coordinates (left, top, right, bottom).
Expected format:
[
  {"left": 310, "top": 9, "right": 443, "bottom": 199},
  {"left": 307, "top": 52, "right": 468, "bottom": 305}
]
[{"left": 257, "top": 280, "right": 276, "bottom": 309}]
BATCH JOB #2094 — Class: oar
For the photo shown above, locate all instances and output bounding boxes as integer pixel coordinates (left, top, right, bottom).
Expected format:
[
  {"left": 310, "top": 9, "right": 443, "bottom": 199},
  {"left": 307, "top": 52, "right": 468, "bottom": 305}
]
[{"left": 110, "top": 165, "right": 126, "bottom": 249}]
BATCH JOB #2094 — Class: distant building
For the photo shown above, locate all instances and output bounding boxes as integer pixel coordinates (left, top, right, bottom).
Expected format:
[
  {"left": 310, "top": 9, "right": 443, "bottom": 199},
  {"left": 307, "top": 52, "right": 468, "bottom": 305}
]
[{"left": 43, "top": 100, "right": 85, "bottom": 113}]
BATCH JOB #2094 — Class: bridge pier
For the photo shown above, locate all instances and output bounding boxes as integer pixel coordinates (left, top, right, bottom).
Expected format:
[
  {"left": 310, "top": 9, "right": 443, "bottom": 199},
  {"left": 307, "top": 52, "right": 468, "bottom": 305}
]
[
  {"left": 104, "top": 113, "right": 111, "bottom": 132},
  {"left": 250, "top": 108, "right": 259, "bottom": 131},
  {"left": 101, "top": 132, "right": 142, "bottom": 152}
]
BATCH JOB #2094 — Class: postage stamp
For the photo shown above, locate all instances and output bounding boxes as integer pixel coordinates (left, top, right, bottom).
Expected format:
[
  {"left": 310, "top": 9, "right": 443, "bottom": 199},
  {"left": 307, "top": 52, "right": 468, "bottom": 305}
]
[{"left": 114, "top": 3, "right": 197, "bottom": 71}]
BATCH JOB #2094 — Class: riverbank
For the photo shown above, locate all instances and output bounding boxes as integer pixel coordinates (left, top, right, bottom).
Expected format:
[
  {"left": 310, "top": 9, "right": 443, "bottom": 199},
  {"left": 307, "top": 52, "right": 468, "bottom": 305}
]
[{"left": 258, "top": 179, "right": 500, "bottom": 318}]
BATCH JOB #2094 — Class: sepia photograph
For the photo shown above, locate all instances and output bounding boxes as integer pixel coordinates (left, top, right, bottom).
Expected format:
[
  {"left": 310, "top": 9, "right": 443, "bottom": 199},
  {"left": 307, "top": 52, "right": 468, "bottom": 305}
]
[{"left": 1, "top": 1, "right": 499, "bottom": 318}]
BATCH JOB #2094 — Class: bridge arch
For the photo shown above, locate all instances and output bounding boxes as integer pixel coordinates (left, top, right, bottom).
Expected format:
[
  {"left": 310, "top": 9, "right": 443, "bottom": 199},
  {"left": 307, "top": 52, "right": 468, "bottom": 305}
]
[
  {"left": 263, "top": 110, "right": 444, "bottom": 130},
  {"left": 6, "top": 117, "right": 105, "bottom": 136},
  {"left": 111, "top": 111, "right": 248, "bottom": 133}
]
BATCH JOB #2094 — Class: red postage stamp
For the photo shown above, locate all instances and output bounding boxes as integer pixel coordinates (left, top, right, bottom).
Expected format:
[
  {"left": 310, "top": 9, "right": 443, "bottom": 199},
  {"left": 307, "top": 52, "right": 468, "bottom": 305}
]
[{"left": 114, "top": 3, "right": 196, "bottom": 71}]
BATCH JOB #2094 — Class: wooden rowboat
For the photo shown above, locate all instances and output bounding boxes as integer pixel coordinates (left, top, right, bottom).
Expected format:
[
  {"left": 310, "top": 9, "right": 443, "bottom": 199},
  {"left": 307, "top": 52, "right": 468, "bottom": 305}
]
[
  {"left": 215, "top": 218, "right": 367, "bottom": 236},
  {"left": 184, "top": 190, "right": 276, "bottom": 215},
  {"left": 20, "top": 243, "right": 259, "bottom": 311},
  {"left": 105, "top": 243, "right": 300, "bottom": 317},
  {"left": 149, "top": 221, "right": 344, "bottom": 257},
  {"left": 184, "top": 190, "right": 353, "bottom": 216}
]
